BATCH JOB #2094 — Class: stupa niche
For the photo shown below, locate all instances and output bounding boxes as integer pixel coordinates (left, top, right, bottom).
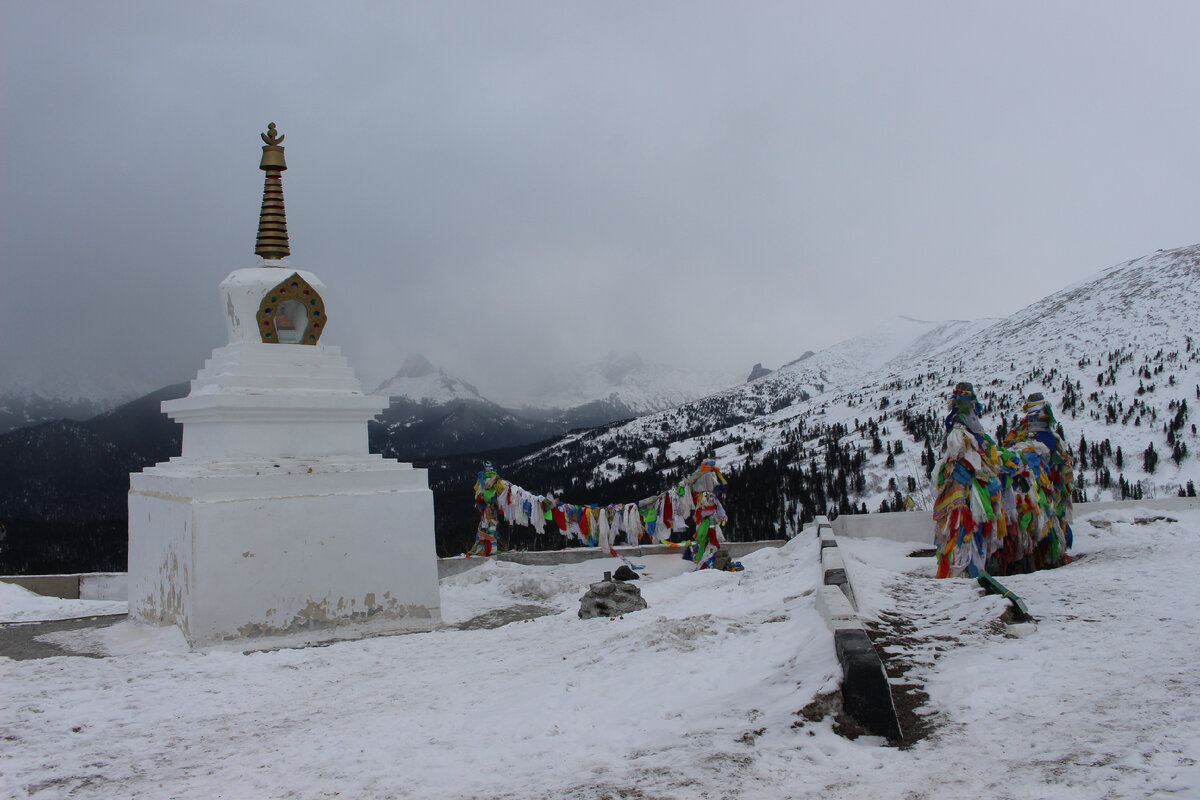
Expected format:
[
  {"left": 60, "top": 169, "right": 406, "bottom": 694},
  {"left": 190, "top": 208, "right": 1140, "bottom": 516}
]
[{"left": 127, "top": 125, "right": 441, "bottom": 648}]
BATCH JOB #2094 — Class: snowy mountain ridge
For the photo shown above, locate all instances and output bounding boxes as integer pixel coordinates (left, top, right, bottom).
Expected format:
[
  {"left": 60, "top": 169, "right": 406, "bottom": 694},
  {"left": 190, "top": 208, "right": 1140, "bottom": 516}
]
[
  {"left": 521, "top": 243, "right": 1200, "bottom": 518},
  {"left": 374, "top": 351, "right": 743, "bottom": 416},
  {"left": 498, "top": 351, "right": 743, "bottom": 414},
  {"left": 771, "top": 315, "right": 1001, "bottom": 389},
  {"left": 371, "top": 355, "right": 488, "bottom": 405},
  {"left": 0, "top": 392, "right": 118, "bottom": 436}
]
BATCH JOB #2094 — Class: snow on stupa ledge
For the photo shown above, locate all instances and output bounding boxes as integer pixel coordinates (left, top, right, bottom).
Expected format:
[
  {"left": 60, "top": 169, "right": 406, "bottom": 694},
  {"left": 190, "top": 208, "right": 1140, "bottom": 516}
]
[{"left": 160, "top": 266, "right": 388, "bottom": 460}]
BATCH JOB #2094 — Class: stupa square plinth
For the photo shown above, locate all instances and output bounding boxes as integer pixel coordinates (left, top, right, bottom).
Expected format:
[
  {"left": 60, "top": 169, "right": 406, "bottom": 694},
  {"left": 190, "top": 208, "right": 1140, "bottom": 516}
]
[{"left": 129, "top": 454, "right": 439, "bottom": 646}]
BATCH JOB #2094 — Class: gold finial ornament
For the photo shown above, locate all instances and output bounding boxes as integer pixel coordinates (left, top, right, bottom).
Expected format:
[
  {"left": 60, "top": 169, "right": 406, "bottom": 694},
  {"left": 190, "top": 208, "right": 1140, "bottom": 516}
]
[
  {"left": 261, "top": 123, "right": 285, "bottom": 146},
  {"left": 255, "top": 122, "right": 290, "bottom": 260}
]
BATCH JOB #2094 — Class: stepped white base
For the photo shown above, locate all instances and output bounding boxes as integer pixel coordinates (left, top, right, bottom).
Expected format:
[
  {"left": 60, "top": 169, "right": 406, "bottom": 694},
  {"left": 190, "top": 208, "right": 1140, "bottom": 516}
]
[
  {"left": 129, "top": 455, "right": 441, "bottom": 647},
  {"left": 129, "top": 266, "right": 441, "bottom": 648}
]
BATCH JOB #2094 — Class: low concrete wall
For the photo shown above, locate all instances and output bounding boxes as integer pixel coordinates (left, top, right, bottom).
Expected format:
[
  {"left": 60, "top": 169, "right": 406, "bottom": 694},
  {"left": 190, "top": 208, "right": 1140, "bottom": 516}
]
[
  {"left": 832, "top": 511, "right": 933, "bottom": 543},
  {"left": 438, "top": 540, "right": 785, "bottom": 579},
  {"left": 830, "top": 496, "right": 1200, "bottom": 543},
  {"left": 1, "top": 574, "right": 82, "bottom": 599},
  {"left": 80, "top": 573, "right": 127, "bottom": 601},
  {"left": 438, "top": 558, "right": 489, "bottom": 579},
  {"left": 810, "top": 516, "right": 901, "bottom": 739},
  {"left": 1075, "top": 497, "right": 1200, "bottom": 514},
  {"left": 0, "top": 573, "right": 127, "bottom": 601}
]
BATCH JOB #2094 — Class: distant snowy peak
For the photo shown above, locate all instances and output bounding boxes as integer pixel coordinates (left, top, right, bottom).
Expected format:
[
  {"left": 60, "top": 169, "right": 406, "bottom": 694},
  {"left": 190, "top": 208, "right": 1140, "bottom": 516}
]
[
  {"left": 0, "top": 374, "right": 154, "bottom": 409},
  {"left": 371, "top": 352, "right": 741, "bottom": 414},
  {"left": 0, "top": 391, "right": 115, "bottom": 435},
  {"left": 819, "top": 316, "right": 998, "bottom": 374},
  {"left": 883, "top": 317, "right": 1002, "bottom": 369},
  {"left": 371, "top": 355, "right": 487, "bottom": 404},
  {"left": 513, "top": 352, "right": 742, "bottom": 414},
  {"left": 746, "top": 363, "right": 774, "bottom": 382},
  {"left": 753, "top": 316, "right": 999, "bottom": 401}
]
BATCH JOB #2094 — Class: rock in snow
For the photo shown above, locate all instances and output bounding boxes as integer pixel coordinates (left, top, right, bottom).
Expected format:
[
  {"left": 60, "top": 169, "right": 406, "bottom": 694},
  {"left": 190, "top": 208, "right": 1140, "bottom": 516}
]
[{"left": 577, "top": 575, "right": 648, "bottom": 618}]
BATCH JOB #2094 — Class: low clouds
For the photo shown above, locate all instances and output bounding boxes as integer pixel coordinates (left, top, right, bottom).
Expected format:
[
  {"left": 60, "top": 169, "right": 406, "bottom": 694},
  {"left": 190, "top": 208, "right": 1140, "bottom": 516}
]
[{"left": 4, "top": 2, "right": 1199, "bottom": 401}]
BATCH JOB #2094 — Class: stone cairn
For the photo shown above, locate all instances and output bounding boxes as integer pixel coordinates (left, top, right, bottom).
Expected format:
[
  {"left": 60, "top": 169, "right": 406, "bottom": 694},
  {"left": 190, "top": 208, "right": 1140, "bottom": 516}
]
[{"left": 578, "top": 571, "right": 647, "bottom": 619}]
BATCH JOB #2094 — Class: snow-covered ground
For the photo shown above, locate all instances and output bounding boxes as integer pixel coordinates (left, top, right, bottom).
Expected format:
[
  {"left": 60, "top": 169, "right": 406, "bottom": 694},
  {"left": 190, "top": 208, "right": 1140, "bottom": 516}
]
[{"left": 3, "top": 508, "right": 1199, "bottom": 799}]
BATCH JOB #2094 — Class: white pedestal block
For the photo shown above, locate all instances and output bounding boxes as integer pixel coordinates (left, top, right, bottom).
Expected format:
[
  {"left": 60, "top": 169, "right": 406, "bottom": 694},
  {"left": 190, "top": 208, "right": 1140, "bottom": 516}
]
[
  {"left": 128, "top": 266, "right": 442, "bottom": 648},
  {"left": 129, "top": 456, "right": 440, "bottom": 646}
]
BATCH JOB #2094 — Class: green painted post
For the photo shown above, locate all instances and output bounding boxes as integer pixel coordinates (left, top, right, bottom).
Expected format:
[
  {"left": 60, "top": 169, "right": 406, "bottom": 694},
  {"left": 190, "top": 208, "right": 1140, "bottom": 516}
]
[{"left": 977, "top": 572, "right": 1033, "bottom": 622}]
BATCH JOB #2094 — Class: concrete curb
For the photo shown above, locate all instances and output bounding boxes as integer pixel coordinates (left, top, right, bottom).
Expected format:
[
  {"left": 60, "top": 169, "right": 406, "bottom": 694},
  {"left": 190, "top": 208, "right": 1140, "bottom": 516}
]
[
  {"left": 438, "top": 540, "right": 786, "bottom": 579},
  {"left": 812, "top": 515, "right": 902, "bottom": 739}
]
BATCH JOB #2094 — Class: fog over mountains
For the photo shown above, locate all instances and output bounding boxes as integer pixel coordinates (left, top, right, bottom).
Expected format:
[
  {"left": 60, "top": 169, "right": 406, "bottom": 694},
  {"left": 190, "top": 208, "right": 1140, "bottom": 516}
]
[
  {"left": 2, "top": 243, "right": 1197, "bottom": 568},
  {"left": 0, "top": 349, "right": 741, "bottom": 437},
  {"left": 371, "top": 351, "right": 742, "bottom": 414},
  {"left": 363, "top": 352, "right": 744, "bottom": 462}
]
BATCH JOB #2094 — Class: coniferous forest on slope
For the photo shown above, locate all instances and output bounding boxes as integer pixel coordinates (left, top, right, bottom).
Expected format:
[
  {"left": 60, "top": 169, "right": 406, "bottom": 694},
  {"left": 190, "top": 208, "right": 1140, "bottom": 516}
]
[{"left": 4, "top": 360, "right": 1199, "bottom": 572}]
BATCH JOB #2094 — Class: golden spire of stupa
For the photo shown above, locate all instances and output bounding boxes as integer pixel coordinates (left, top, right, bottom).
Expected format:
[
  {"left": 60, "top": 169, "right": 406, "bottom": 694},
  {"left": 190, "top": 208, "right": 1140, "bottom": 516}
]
[{"left": 255, "top": 122, "right": 290, "bottom": 260}]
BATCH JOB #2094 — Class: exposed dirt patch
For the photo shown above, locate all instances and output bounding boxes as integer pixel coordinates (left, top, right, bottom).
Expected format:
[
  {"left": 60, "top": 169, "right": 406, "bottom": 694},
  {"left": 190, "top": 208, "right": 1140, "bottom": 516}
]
[
  {"left": 734, "top": 727, "right": 766, "bottom": 745},
  {"left": 864, "top": 611, "right": 939, "bottom": 748},
  {"left": 1089, "top": 516, "right": 1176, "bottom": 529},
  {"left": 999, "top": 606, "right": 1034, "bottom": 627},
  {"left": 792, "top": 690, "right": 874, "bottom": 740},
  {"left": 451, "top": 603, "right": 559, "bottom": 630}
]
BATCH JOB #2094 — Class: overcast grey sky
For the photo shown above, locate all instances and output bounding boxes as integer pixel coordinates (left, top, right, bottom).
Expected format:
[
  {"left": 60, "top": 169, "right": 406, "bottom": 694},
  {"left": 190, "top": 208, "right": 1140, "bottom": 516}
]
[{"left": 3, "top": 2, "right": 1199, "bottom": 401}]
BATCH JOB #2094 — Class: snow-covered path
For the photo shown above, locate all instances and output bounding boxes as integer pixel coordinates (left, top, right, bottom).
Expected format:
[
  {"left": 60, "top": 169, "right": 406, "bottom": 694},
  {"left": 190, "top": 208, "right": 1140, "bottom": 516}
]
[
  {"left": 3, "top": 509, "right": 1200, "bottom": 799},
  {"left": 841, "top": 508, "right": 1200, "bottom": 799}
]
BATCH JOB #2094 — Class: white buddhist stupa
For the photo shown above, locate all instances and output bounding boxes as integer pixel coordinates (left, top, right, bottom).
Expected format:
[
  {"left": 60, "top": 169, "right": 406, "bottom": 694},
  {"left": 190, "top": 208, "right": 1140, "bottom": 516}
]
[{"left": 128, "top": 123, "right": 441, "bottom": 647}]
